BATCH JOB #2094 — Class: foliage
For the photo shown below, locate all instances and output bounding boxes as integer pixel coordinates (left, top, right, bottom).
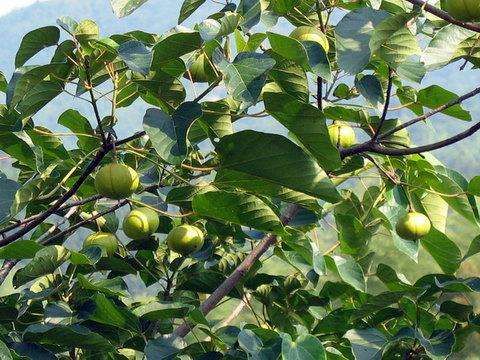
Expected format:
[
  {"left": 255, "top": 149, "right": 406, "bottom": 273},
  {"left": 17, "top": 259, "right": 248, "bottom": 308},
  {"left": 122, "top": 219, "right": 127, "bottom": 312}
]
[{"left": 0, "top": 0, "right": 479, "bottom": 358}]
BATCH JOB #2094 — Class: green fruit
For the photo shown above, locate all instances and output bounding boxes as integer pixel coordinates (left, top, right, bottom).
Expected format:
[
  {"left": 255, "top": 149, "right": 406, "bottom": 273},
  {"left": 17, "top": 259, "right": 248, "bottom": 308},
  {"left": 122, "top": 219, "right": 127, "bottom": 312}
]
[
  {"left": 84, "top": 232, "right": 119, "bottom": 256},
  {"left": 123, "top": 207, "right": 160, "bottom": 240},
  {"left": 441, "top": 0, "right": 480, "bottom": 21},
  {"left": 328, "top": 124, "right": 356, "bottom": 148},
  {"left": 95, "top": 163, "right": 139, "bottom": 199},
  {"left": 395, "top": 212, "right": 431, "bottom": 241},
  {"left": 290, "top": 26, "right": 329, "bottom": 51},
  {"left": 166, "top": 224, "right": 204, "bottom": 256}
]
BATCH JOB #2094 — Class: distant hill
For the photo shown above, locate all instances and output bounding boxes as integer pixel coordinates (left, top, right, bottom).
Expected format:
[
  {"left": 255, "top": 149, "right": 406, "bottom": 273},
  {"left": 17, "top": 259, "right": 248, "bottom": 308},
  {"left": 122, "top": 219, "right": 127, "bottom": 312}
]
[{"left": 0, "top": 0, "right": 479, "bottom": 176}]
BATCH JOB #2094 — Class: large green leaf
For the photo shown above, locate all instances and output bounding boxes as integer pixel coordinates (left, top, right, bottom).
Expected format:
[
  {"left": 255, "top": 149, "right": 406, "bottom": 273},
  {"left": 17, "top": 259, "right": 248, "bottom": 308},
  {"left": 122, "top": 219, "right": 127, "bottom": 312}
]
[
  {"left": 143, "top": 101, "right": 202, "bottom": 165},
  {"left": 23, "top": 324, "right": 114, "bottom": 351},
  {"left": 82, "top": 293, "right": 140, "bottom": 332},
  {"left": 0, "top": 240, "right": 43, "bottom": 260},
  {"left": 118, "top": 40, "right": 152, "bottom": 75},
  {"left": 110, "top": 0, "right": 149, "bottom": 18},
  {"left": 281, "top": 333, "right": 326, "bottom": 360},
  {"left": 216, "top": 130, "right": 341, "bottom": 202},
  {"left": 214, "top": 51, "right": 275, "bottom": 110},
  {"left": 417, "top": 85, "right": 471, "bottom": 121},
  {"left": 58, "top": 109, "right": 99, "bottom": 152},
  {"left": 326, "top": 255, "right": 366, "bottom": 292},
  {"left": 133, "top": 301, "right": 193, "bottom": 320},
  {"left": 14, "top": 245, "right": 70, "bottom": 287},
  {"left": 335, "top": 8, "right": 389, "bottom": 74},
  {"left": 344, "top": 328, "right": 386, "bottom": 360},
  {"left": 15, "top": 26, "right": 60, "bottom": 68},
  {"left": 192, "top": 190, "right": 285, "bottom": 234},
  {"left": 0, "top": 132, "right": 36, "bottom": 169},
  {"left": 335, "top": 213, "right": 370, "bottom": 255},
  {"left": 420, "top": 228, "right": 462, "bottom": 275},
  {"left": 264, "top": 92, "right": 341, "bottom": 171},
  {"left": 369, "top": 13, "right": 420, "bottom": 68},
  {"left": 152, "top": 31, "right": 202, "bottom": 66}
]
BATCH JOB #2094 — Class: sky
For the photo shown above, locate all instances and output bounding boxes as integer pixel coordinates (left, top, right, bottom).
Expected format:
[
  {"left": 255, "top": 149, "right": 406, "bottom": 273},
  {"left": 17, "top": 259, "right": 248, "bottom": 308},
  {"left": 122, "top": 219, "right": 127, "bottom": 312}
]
[{"left": 0, "top": 0, "right": 51, "bottom": 17}]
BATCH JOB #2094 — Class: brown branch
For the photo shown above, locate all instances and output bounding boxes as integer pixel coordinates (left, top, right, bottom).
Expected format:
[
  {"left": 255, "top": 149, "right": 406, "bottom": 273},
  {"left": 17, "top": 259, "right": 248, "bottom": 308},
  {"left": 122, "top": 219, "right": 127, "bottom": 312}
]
[
  {"left": 371, "top": 68, "right": 393, "bottom": 142},
  {"left": 84, "top": 60, "right": 108, "bottom": 146},
  {"left": 381, "top": 85, "right": 480, "bottom": 139},
  {"left": 404, "top": 0, "right": 480, "bottom": 33},
  {"left": 171, "top": 203, "right": 299, "bottom": 338},
  {"left": 0, "top": 132, "right": 145, "bottom": 248}
]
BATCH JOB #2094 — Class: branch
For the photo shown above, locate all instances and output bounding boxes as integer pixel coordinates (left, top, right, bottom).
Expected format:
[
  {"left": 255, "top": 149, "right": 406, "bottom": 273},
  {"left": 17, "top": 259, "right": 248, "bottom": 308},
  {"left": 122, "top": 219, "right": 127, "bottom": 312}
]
[
  {"left": 404, "top": 0, "right": 480, "bottom": 33},
  {"left": 381, "top": 85, "right": 480, "bottom": 139},
  {"left": 341, "top": 118, "right": 480, "bottom": 158},
  {"left": 171, "top": 204, "right": 299, "bottom": 338},
  {"left": 371, "top": 69, "right": 393, "bottom": 142},
  {"left": 0, "top": 132, "right": 146, "bottom": 247},
  {"left": 84, "top": 60, "right": 108, "bottom": 146},
  {"left": 193, "top": 78, "right": 221, "bottom": 103}
]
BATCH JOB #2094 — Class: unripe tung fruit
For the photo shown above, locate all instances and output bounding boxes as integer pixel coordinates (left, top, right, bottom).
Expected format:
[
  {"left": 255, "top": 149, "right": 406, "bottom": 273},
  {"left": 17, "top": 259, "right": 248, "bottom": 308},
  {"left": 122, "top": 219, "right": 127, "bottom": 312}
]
[
  {"left": 290, "top": 26, "right": 329, "bottom": 52},
  {"left": 123, "top": 207, "right": 160, "bottom": 240},
  {"left": 166, "top": 224, "right": 204, "bottom": 256},
  {"left": 328, "top": 124, "right": 356, "bottom": 148},
  {"left": 94, "top": 163, "right": 139, "bottom": 199},
  {"left": 83, "top": 232, "right": 119, "bottom": 256},
  {"left": 441, "top": 0, "right": 480, "bottom": 21},
  {"left": 395, "top": 212, "right": 431, "bottom": 241}
]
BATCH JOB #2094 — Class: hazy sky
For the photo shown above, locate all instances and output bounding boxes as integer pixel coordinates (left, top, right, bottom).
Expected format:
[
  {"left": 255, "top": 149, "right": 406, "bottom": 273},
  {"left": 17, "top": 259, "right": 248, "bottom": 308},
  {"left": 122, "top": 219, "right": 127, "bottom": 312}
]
[{"left": 0, "top": 0, "right": 51, "bottom": 17}]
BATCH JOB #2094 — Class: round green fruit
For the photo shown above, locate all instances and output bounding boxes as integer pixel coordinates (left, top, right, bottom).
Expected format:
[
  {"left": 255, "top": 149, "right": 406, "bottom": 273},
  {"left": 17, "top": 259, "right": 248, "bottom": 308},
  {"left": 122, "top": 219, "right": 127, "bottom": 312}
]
[
  {"left": 123, "top": 207, "right": 160, "bottom": 240},
  {"left": 290, "top": 26, "right": 329, "bottom": 51},
  {"left": 328, "top": 124, "right": 356, "bottom": 148},
  {"left": 95, "top": 163, "right": 139, "bottom": 200},
  {"left": 83, "top": 232, "right": 119, "bottom": 256},
  {"left": 395, "top": 212, "right": 431, "bottom": 241},
  {"left": 166, "top": 224, "right": 204, "bottom": 256},
  {"left": 441, "top": 0, "right": 480, "bottom": 21}
]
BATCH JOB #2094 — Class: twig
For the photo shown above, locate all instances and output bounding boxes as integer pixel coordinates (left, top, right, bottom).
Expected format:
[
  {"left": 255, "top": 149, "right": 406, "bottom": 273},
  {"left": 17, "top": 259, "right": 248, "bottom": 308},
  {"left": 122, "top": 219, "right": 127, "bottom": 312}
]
[{"left": 371, "top": 68, "right": 393, "bottom": 142}]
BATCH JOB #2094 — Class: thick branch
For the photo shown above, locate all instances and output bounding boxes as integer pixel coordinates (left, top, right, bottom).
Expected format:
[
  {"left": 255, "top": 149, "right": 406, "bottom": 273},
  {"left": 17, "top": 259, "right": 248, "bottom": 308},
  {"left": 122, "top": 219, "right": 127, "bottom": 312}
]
[
  {"left": 404, "top": 0, "right": 480, "bottom": 33},
  {"left": 172, "top": 205, "right": 299, "bottom": 338}
]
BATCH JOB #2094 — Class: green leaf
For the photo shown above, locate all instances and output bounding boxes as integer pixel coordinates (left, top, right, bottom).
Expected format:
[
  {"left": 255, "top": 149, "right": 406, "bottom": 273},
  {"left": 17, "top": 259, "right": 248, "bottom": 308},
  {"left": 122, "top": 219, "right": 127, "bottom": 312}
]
[
  {"left": 369, "top": 13, "right": 420, "bottom": 68},
  {"left": 110, "top": 0, "right": 149, "bottom": 18},
  {"left": 464, "top": 235, "right": 480, "bottom": 260},
  {"left": 440, "top": 300, "right": 473, "bottom": 322},
  {"left": 420, "top": 228, "right": 462, "bottom": 275},
  {"left": 267, "top": 54, "right": 308, "bottom": 102},
  {"left": 335, "top": 214, "right": 370, "bottom": 255},
  {"left": 189, "top": 100, "right": 233, "bottom": 143},
  {"left": 58, "top": 109, "right": 99, "bottom": 152},
  {"left": 422, "top": 25, "right": 476, "bottom": 70},
  {"left": 238, "top": 0, "right": 262, "bottom": 31},
  {"left": 335, "top": 8, "right": 389, "bottom": 74},
  {"left": 15, "top": 26, "right": 60, "bottom": 68},
  {"left": 264, "top": 92, "right": 341, "bottom": 171},
  {"left": 214, "top": 51, "right": 275, "bottom": 110},
  {"left": 281, "top": 333, "right": 326, "bottom": 360},
  {"left": 418, "top": 85, "right": 471, "bottom": 121},
  {"left": 394, "top": 328, "right": 454, "bottom": 360},
  {"left": 326, "top": 255, "right": 366, "bottom": 292},
  {"left": 216, "top": 130, "right": 341, "bottom": 202},
  {"left": 14, "top": 245, "right": 70, "bottom": 287},
  {"left": 118, "top": 40, "right": 152, "bottom": 75},
  {"left": 143, "top": 101, "right": 202, "bottom": 165},
  {"left": 215, "top": 169, "right": 320, "bottom": 211},
  {"left": 179, "top": 0, "right": 206, "bottom": 24},
  {"left": 76, "top": 274, "right": 127, "bottom": 297},
  {"left": 133, "top": 301, "right": 193, "bottom": 320},
  {"left": 0, "top": 132, "right": 36, "bottom": 169},
  {"left": 145, "top": 337, "right": 181, "bottom": 360},
  {"left": 192, "top": 190, "right": 285, "bottom": 234},
  {"left": 267, "top": 32, "right": 331, "bottom": 80},
  {"left": 152, "top": 31, "right": 202, "bottom": 66},
  {"left": 355, "top": 75, "right": 384, "bottom": 108},
  {"left": 82, "top": 292, "right": 140, "bottom": 332},
  {"left": 468, "top": 176, "right": 480, "bottom": 195},
  {"left": 0, "top": 71, "right": 7, "bottom": 93},
  {"left": 0, "top": 240, "right": 43, "bottom": 260},
  {"left": 23, "top": 324, "right": 114, "bottom": 351},
  {"left": 0, "top": 340, "right": 12, "bottom": 360},
  {"left": 0, "top": 175, "right": 20, "bottom": 222},
  {"left": 344, "top": 328, "right": 386, "bottom": 360}
]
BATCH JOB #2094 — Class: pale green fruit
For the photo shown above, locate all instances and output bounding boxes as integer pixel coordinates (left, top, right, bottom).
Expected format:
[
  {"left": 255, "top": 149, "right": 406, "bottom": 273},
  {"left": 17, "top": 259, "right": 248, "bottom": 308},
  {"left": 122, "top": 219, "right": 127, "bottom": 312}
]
[
  {"left": 395, "top": 212, "right": 432, "bottom": 241},
  {"left": 83, "top": 232, "right": 119, "bottom": 256},
  {"left": 123, "top": 207, "right": 160, "bottom": 240},
  {"left": 95, "top": 163, "right": 139, "bottom": 199},
  {"left": 166, "top": 224, "right": 204, "bottom": 256}
]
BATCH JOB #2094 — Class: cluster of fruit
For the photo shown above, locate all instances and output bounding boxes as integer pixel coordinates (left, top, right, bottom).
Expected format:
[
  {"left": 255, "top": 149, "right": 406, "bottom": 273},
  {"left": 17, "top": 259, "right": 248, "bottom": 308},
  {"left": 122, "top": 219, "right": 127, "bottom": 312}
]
[{"left": 84, "top": 163, "right": 204, "bottom": 257}]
